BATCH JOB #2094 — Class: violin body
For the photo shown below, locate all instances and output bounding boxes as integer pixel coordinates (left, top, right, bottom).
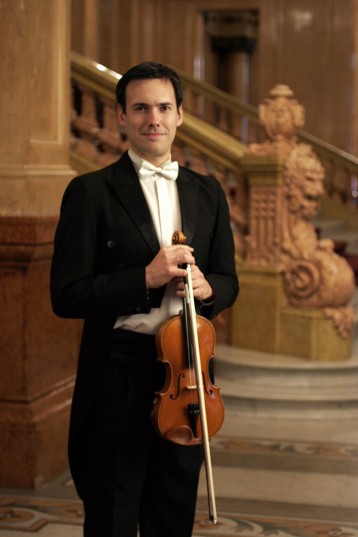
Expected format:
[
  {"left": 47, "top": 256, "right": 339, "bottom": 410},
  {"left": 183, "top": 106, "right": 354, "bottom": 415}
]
[{"left": 152, "top": 313, "right": 225, "bottom": 446}]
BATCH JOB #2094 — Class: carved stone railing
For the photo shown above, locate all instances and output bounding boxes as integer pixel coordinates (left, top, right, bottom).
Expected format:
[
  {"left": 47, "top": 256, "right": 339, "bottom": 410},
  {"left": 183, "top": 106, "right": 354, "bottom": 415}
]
[{"left": 177, "top": 69, "right": 358, "bottom": 210}]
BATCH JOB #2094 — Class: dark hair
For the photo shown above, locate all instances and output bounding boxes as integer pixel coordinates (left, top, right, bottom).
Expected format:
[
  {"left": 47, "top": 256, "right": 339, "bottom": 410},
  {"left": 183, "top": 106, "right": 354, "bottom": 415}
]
[{"left": 116, "top": 61, "right": 183, "bottom": 112}]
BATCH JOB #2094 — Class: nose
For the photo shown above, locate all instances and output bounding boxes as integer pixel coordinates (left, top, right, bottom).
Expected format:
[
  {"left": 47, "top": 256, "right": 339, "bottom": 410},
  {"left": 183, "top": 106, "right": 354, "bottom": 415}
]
[{"left": 148, "top": 108, "right": 160, "bottom": 127}]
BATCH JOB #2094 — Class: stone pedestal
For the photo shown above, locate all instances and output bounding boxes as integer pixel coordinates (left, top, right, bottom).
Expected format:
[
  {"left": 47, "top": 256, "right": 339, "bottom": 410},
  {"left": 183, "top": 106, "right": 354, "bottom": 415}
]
[
  {"left": 0, "top": 217, "right": 83, "bottom": 488},
  {"left": 232, "top": 263, "right": 352, "bottom": 361},
  {"left": 232, "top": 264, "right": 282, "bottom": 353},
  {"left": 0, "top": 1, "right": 82, "bottom": 488},
  {"left": 234, "top": 150, "right": 353, "bottom": 362},
  {"left": 280, "top": 306, "right": 352, "bottom": 361}
]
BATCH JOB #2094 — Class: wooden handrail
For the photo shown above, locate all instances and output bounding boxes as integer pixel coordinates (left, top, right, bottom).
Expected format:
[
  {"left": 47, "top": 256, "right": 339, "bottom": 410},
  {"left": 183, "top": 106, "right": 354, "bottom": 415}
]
[
  {"left": 70, "top": 51, "right": 246, "bottom": 171},
  {"left": 70, "top": 51, "right": 358, "bottom": 208},
  {"left": 70, "top": 51, "right": 358, "bottom": 172},
  {"left": 176, "top": 67, "right": 260, "bottom": 122},
  {"left": 296, "top": 129, "right": 358, "bottom": 170},
  {"left": 71, "top": 51, "right": 121, "bottom": 100}
]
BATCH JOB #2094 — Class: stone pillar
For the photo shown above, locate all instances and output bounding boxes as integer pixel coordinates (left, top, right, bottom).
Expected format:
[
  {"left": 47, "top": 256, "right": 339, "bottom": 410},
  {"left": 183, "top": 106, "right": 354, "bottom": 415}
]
[
  {"left": 232, "top": 156, "right": 285, "bottom": 353},
  {"left": 0, "top": 0, "right": 82, "bottom": 488}
]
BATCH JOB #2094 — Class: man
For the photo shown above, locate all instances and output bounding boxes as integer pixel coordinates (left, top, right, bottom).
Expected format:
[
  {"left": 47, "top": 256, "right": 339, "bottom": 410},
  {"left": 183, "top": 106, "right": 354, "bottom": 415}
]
[{"left": 51, "top": 61, "right": 239, "bottom": 537}]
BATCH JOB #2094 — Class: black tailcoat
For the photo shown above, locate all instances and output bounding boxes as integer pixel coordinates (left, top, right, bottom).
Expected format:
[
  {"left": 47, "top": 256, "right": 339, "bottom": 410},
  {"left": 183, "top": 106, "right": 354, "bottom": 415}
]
[{"left": 50, "top": 151, "right": 239, "bottom": 505}]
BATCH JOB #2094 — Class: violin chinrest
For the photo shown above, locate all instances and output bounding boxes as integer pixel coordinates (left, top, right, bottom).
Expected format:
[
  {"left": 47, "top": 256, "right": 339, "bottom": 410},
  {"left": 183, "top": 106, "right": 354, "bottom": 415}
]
[{"left": 166, "top": 425, "right": 202, "bottom": 446}]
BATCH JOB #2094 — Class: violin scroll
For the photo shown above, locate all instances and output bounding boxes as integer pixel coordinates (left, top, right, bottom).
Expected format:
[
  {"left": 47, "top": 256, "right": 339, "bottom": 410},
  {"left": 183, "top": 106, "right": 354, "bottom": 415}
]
[{"left": 172, "top": 230, "right": 186, "bottom": 246}]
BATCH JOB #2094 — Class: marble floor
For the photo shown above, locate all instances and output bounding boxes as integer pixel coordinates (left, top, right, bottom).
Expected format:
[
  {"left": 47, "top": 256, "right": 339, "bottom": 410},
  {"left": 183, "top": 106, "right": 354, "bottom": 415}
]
[{"left": 1, "top": 410, "right": 358, "bottom": 537}]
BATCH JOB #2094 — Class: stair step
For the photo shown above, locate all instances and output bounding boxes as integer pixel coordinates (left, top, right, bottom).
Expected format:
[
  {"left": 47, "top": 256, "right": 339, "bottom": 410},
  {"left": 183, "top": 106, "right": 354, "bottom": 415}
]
[
  {"left": 198, "top": 464, "right": 358, "bottom": 510},
  {"left": 215, "top": 344, "right": 358, "bottom": 419}
]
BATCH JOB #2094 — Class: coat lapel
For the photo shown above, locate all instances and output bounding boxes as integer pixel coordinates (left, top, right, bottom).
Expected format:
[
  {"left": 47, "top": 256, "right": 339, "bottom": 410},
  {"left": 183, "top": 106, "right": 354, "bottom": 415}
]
[
  {"left": 109, "top": 153, "right": 199, "bottom": 251},
  {"left": 109, "top": 153, "right": 160, "bottom": 255},
  {"left": 177, "top": 167, "right": 199, "bottom": 246}
]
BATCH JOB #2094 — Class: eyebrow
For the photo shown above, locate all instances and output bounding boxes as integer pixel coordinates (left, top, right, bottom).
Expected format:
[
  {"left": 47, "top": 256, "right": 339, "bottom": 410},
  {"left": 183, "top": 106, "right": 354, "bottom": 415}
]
[{"left": 131, "top": 101, "right": 173, "bottom": 107}]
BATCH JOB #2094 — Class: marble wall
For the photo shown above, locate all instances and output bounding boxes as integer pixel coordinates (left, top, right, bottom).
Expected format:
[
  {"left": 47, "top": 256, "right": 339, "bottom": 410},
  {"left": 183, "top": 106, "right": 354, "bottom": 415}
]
[{"left": 0, "top": 0, "right": 82, "bottom": 488}]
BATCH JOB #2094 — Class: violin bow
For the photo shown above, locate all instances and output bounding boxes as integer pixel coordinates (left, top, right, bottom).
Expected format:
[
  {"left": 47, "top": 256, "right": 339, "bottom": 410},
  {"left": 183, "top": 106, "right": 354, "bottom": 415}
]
[{"left": 174, "top": 231, "right": 218, "bottom": 524}]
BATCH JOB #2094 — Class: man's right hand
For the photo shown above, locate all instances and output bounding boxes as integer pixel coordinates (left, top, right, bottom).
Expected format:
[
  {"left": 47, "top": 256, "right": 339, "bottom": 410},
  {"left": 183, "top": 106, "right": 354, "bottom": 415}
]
[{"left": 145, "top": 245, "right": 195, "bottom": 289}]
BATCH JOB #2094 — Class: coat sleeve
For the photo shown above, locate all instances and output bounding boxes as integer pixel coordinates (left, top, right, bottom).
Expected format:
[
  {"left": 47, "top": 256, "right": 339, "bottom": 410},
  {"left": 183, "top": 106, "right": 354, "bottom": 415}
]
[
  {"left": 198, "top": 179, "right": 239, "bottom": 319},
  {"left": 50, "top": 177, "right": 152, "bottom": 319}
]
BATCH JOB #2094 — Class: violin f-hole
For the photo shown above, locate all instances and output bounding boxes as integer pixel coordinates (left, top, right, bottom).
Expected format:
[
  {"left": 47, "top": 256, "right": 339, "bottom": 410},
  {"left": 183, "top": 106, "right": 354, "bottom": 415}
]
[{"left": 170, "top": 373, "right": 186, "bottom": 400}]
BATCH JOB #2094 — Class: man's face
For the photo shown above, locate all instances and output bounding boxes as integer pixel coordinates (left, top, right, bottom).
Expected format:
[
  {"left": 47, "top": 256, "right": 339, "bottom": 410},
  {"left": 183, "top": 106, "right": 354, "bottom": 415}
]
[{"left": 117, "top": 78, "right": 183, "bottom": 166}]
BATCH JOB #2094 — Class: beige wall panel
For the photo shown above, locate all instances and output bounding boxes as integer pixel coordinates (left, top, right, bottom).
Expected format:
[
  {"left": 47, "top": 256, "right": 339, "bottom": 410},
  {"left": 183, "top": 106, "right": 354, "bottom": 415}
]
[
  {"left": 25, "top": 0, "right": 71, "bottom": 166},
  {"left": 100, "top": 0, "right": 132, "bottom": 71},
  {"left": 259, "top": 0, "right": 355, "bottom": 151},
  {"left": 330, "top": 0, "right": 355, "bottom": 152},
  {"left": 71, "top": 0, "right": 85, "bottom": 54},
  {"left": 1, "top": 0, "right": 70, "bottom": 166}
]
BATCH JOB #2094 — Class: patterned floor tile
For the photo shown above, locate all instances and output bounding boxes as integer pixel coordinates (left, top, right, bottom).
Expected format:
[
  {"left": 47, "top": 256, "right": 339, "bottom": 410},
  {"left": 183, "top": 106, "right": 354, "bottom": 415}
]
[
  {"left": 0, "top": 496, "right": 83, "bottom": 532},
  {"left": 2, "top": 433, "right": 358, "bottom": 536},
  {"left": 2, "top": 496, "right": 358, "bottom": 537},
  {"left": 193, "top": 512, "right": 358, "bottom": 537}
]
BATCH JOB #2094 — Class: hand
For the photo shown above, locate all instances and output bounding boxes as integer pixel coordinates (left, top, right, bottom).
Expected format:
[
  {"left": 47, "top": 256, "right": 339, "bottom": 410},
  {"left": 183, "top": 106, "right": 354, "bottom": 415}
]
[
  {"left": 145, "top": 245, "right": 195, "bottom": 289},
  {"left": 175, "top": 264, "right": 213, "bottom": 301}
]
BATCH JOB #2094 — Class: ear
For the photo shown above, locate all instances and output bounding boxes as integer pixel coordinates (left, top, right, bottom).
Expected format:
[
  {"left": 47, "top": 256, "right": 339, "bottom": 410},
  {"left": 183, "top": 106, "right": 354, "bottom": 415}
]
[
  {"left": 117, "top": 104, "right": 126, "bottom": 127},
  {"left": 177, "top": 104, "right": 184, "bottom": 127}
]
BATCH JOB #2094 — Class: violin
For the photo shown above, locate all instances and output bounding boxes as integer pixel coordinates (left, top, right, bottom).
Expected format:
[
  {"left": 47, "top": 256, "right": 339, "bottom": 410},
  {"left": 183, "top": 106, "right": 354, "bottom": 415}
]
[{"left": 152, "top": 230, "right": 224, "bottom": 523}]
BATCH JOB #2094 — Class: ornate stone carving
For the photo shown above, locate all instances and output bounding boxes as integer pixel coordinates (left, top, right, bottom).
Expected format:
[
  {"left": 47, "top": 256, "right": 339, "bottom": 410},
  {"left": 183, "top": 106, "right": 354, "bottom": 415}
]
[
  {"left": 246, "top": 186, "right": 282, "bottom": 264},
  {"left": 324, "top": 306, "right": 356, "bottom": 339},
  {"left": 246, "top": 86, "right": 355, "bottom": 338},
  {"left": 281, "top": 144, "right": 355, "bottom": 312},
  {"left": 249, "top": 84, "right": 305, "bottom": 158}
]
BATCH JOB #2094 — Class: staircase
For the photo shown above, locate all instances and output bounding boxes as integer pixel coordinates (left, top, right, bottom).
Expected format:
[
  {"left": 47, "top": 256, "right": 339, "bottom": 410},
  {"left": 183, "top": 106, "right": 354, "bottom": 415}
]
[
  {"left": 197, "top": 403, "right": 358, "bottom": 524},
  {"left": 193, "top": 211, "right": 358, "bottom": 528},
  {"left": 212, "top": 214, "right": 358, "bottom": 422},
  {"left": 214, "top": 340, "right": 358, "bottom": 420}
]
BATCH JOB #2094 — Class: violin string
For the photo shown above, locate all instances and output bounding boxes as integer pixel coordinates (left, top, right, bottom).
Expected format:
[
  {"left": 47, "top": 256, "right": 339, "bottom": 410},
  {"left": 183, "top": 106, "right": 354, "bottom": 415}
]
[{"left": 184, "top": 278, "right": 196, "bottom": 392}]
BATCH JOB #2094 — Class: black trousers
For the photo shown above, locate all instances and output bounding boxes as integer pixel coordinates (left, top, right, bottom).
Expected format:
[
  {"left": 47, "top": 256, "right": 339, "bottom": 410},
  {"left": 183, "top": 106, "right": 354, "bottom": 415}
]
[{"left": 80, "top": 330, "right": 204, "bottom": 537}]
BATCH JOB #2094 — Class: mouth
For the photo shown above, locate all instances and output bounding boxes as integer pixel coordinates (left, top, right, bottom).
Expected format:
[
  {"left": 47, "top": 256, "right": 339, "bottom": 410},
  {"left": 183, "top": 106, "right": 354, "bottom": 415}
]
[{"left": 141, "top": 132, "right": 165, "bottom": 139}]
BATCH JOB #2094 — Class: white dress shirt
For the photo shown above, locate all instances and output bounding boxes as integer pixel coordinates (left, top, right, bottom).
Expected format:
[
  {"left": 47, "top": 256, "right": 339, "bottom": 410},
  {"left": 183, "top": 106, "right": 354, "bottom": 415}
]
[{"left": 114, "top": 149, "right": 183, "bottom": 334}]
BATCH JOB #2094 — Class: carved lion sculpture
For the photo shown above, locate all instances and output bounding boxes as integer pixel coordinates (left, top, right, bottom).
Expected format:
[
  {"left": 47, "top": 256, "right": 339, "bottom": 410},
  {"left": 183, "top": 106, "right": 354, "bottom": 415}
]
[{"left": 281, "top": 144, "right": 355, "bottom": 311}]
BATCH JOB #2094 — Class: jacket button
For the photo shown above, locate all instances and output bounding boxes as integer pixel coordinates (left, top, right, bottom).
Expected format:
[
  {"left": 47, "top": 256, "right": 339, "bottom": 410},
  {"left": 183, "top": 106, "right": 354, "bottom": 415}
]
[{"left": 107, "top": 240, "right": 115, "bottom": 248}]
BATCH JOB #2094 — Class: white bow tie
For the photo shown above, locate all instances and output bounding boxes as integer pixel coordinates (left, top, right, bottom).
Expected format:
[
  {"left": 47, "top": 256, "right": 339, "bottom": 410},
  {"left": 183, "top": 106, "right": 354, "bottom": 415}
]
[{"left": 138, "top": 160, "right": 179, "bottom": 181}]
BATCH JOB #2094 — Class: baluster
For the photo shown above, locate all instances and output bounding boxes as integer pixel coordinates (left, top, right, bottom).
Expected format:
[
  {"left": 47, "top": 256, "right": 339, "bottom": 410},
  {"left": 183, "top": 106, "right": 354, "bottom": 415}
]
[
  {"left": 71, "top": 84, "right": 102, "bottom": 163},
  {"left": 96, "top": 97, "right": 128, "bottom": 166},
  {"left": 217, "top": 108, "right": 229, "bottom": 134},
  {"left": 204, "top": 99, "right": 216, "bottom": 126}
]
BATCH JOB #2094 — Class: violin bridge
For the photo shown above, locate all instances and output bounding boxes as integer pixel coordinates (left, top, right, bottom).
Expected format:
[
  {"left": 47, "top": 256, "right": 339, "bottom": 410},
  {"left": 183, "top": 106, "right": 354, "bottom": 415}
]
[{"left": 186, "top": 384, "right": 198, "bottom": 390}]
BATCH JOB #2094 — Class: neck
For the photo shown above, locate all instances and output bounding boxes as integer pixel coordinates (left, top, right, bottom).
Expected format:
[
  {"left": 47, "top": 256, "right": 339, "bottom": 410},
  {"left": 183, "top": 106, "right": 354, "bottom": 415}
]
[{"left": 129, "top": 148, "right": 172, "bottom": 167}]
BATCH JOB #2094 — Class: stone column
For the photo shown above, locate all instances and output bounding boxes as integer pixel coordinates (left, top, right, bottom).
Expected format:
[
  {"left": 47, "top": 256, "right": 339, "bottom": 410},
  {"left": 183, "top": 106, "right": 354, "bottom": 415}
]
[{"left": 0, "top": 0, "right": 82, "bottom": 488}]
